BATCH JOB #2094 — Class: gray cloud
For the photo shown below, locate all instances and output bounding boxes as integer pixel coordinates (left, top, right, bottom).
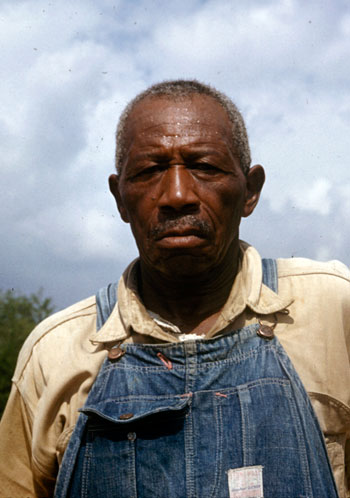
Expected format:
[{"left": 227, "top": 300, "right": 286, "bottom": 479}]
[{"left": 1, "top": 0, "right": 349, "bottom": 310}]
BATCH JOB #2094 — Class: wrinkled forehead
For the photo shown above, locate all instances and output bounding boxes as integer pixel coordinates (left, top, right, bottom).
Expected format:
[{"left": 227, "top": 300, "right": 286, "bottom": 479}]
[{"left": 123, "top": 94, "right": 233, "bottom": 145}]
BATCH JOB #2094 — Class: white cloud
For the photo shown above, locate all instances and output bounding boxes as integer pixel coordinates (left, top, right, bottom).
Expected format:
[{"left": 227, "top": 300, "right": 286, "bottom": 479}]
[{"left": 291, "top": 178, "right": 331, "bottom": 215}]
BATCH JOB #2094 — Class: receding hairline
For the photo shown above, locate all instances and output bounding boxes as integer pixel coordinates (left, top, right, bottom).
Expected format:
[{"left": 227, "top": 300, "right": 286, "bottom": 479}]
[{"left": 115, "top": 79, "right": 251, "bottom": 175}]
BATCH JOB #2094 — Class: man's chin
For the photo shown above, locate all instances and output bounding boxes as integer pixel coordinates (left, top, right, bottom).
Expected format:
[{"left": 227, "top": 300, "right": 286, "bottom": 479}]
[{"left": 149, "top": 252, "right": 218, "bottom": 280}]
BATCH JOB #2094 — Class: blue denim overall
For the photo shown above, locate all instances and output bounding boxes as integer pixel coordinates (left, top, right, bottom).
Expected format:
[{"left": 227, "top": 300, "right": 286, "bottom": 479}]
[{"left": 55, "top": 259, "right": 338, "bottom": 497}]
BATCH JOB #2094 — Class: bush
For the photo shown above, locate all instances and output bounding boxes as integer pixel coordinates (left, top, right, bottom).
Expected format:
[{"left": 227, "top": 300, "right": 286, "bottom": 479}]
[{"left": 0, "top": 289, "right": 54, "bottom": 416}]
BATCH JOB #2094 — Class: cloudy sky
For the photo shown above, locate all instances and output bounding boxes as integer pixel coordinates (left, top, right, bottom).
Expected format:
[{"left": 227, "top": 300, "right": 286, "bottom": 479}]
[{"left": 1, "top": 0, "right": 349, "bottom": 310}]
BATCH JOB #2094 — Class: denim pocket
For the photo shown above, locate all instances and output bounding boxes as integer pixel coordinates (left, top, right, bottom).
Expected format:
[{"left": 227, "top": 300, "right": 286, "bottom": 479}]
[{"left": 70, "top": 396, "right": 191, "bottom": 498}]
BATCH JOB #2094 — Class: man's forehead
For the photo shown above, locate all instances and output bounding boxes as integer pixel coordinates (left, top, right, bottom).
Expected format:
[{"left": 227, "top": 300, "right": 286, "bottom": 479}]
[{"left": 124, "top": 94, "right": 232, "bottom": 140}]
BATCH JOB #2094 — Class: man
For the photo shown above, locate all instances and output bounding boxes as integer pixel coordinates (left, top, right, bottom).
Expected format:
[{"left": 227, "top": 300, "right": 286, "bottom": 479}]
[{"left": 0, "top": 80, "right": 349, "bottom": 497}]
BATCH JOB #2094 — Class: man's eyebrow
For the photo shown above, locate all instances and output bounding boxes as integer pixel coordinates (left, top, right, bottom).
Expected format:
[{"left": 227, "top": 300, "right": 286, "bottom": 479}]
[
  {"left": 129, "top": 142, "right": 232, "bottom": 162},
  {"left": 132, "top": 150, "right": 225, "bottom": 164}
]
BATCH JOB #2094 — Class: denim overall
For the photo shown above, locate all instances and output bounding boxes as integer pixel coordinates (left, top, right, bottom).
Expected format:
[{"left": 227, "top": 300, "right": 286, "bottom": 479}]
[{"left": 55, "top": 259, "right": 338, "bottom": 497}]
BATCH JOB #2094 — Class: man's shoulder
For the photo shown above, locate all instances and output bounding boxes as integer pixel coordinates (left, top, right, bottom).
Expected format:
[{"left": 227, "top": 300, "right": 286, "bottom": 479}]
[
  {"left": 13, "top": 295, "right": 98, "bottom": 382},
  {"left": 28, "top": 294, "right": 97, "bottom": 342},
  {"left": 241, "top": 241, "right": 349, "bottom": 285},
  {"left": 275, "top": 257, "right": 350, "bottom": 309},
  {"left": 276, "top": 256, "right": 350, "bottom": 283}
]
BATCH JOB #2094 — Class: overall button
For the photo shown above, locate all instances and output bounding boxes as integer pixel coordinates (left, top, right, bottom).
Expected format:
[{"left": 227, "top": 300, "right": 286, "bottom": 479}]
[
  {"left": 108, "top": 347, "right": 125, "bottom": 360},
  {"left": 127, "top": 432, "right": 136, "bottom": 441},
  {"left": 119, "top": 413, "right": 134, "bottom": 420},
  {"left": 257, "top": 324, "right": 275, "bottom": 340}
]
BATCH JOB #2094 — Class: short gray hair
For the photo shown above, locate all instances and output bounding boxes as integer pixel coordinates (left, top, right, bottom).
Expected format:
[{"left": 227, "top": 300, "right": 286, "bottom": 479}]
[{"left": 115, "top": 79, "right": 251, "bottom": 175}]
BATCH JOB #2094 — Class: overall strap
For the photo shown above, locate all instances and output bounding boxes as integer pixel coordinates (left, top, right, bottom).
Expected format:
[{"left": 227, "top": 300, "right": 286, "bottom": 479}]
[
  {"left": 261, "top": 258, "right": 278, "bottom": 293},
  {"left": 55, "top": 282, "right": 119, "bottom": 496},
  {"left": 96, "top": 282, "right": 118, "bottom": 331}
]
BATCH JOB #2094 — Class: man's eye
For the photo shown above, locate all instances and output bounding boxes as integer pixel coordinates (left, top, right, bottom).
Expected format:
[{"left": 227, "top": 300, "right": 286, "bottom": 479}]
[
  {"left": 191, "top": 163, "right": 220, "bottom": 174},
  {"left": 133, "top": 165, "right": 165, "bottom": 179}
]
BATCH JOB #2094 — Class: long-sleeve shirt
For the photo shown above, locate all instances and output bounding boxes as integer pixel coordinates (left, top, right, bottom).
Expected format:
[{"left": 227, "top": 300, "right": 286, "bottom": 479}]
[{"left": 1, "top": 242, "right": 350, "bottom": 497}]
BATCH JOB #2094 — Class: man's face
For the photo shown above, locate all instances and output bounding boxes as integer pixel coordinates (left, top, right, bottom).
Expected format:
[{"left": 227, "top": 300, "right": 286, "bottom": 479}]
[{"left": 111, "top": 95, "right": 260, "bottom": 278}]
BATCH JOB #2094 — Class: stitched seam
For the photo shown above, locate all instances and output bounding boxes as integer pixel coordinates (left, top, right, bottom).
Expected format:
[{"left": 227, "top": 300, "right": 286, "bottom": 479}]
[
  {"left": 13, "top": 311, "right": 97, "bottom": 382},
  {"left": 278, "top": 269, "right": 350, "bottom": 283},
  {"left": 308, "top": 392, "right": 350, "bottom": 419},
  {"left": 210, "top": 394, "right": 223, "bottom": 498},
  {"left": 101, "top": 344, "right": 281, "bottom": 374}
]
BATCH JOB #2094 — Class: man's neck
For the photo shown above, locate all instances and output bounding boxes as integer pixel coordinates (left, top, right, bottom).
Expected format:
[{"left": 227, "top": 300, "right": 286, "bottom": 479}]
[{"left": 138, "top": 245, "right": 241, "bottom": 335}]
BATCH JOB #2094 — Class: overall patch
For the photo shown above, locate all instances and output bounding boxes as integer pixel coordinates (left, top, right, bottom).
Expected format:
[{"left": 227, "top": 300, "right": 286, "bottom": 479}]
[{"left": 227, "top": 465, "right": 263, "bottom": 498}]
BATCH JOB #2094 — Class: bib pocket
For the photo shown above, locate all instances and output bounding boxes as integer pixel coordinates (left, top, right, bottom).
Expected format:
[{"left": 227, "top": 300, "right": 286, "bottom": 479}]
[{"left": 69, "top": 395, "right": 191, "bottom": 498}]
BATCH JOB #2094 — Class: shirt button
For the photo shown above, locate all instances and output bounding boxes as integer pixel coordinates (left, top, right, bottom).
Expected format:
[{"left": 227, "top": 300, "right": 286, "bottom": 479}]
[
  {"left": 118, "top": 413, "right": 134, "bottom": 420},
  {"left": 127, "top": 432, "right": 136, "bottom": 441}
]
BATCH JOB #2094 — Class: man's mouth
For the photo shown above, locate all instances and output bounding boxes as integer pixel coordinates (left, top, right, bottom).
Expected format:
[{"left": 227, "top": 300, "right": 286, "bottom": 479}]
[
  {"left": 154, "top": 228, "right": 206, "bottom": 241},
  {"left": 150, "top": 216, "right": 212, "bottom": 242}
]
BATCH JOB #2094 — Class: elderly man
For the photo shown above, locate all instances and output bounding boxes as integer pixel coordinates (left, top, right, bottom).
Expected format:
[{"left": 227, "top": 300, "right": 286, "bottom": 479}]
[{"left": 0, "top": 80, "right": 349, "bottom": 497}]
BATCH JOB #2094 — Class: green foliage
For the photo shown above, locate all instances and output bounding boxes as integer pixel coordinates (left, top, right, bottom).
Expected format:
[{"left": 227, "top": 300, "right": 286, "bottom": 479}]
[{"left": 0, "top": 289, "right": 54, "bottom": 416}]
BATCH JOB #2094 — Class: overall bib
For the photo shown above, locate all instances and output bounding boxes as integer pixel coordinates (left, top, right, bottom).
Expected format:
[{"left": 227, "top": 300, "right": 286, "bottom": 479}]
[{"left": 55, "top": 260, "right": 338, "bottom": 498}]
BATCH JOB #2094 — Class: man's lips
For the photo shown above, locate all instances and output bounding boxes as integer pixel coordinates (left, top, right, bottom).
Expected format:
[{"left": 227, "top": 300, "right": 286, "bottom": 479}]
[{"left": 154, "top": 228, "right": 206, "bottom": 241}]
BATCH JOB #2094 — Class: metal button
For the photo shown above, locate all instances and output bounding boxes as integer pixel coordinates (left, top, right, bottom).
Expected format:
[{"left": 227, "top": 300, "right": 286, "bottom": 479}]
[
  {"left": 127, "top": 432, "right": 136, "bottom": 441},
  {"left": 257, "top": 324, "right": 275, "bottom": 340},
  {"left": 118, "top": 413, "right": 134, "bottom": 420},
  {"left": 108, "top": 347, "right": 125, "bottom": 361}
]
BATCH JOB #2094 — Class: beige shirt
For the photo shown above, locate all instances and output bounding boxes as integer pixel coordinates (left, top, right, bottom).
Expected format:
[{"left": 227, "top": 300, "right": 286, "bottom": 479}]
[{"left": 1, "top": 242, "right": 350, "bottom": 497}]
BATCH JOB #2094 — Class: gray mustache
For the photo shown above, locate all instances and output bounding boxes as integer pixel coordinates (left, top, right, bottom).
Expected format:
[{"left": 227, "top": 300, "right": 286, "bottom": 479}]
[{"left": 150, "top": 215, "right": 211, "bottom": 238}]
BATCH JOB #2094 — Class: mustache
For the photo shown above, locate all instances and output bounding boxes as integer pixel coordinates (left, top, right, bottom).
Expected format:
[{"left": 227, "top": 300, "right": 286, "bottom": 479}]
[{"left": 150, "top": 215, "right": 212, "bottom": 239}]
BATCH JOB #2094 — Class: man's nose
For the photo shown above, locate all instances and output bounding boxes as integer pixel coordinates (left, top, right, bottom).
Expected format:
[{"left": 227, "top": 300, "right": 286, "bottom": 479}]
[{"left": 158, "top": 165, "right": 199, "bottom": 212}]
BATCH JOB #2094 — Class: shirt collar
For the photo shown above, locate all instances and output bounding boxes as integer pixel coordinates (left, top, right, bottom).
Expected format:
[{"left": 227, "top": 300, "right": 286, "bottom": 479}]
[
  {"left": 89, "top": 258, "right": 171, "bottom": 344},
  {"left": 220, "top": 241, "right": 291, "bottom": 319},
  {"left": 90, "top": 241, "right": 292, "bottom": 344}
]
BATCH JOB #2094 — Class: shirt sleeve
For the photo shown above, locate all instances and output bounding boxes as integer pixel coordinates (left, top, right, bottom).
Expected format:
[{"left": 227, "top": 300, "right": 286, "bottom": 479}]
[
  {"left": 0, "top": 383, "right": 36, "bottom": 497},
  {"left": 0, "top": 383, "right": 58, "bottom": 498}
]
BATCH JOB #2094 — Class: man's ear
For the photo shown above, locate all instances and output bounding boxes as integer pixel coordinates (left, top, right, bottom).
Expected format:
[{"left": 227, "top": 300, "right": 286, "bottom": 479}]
[
  {"left": 242, "top": 164, "right": 265, "bottom": 218},
  {"left": 108, "top": 174, "right": 130, "bottom": 223}
]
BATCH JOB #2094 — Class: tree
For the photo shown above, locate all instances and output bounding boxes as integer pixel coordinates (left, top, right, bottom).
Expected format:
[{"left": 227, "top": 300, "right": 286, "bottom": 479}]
[{"left": 0, "top": 289, "right": 54, "bottom": 416}]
